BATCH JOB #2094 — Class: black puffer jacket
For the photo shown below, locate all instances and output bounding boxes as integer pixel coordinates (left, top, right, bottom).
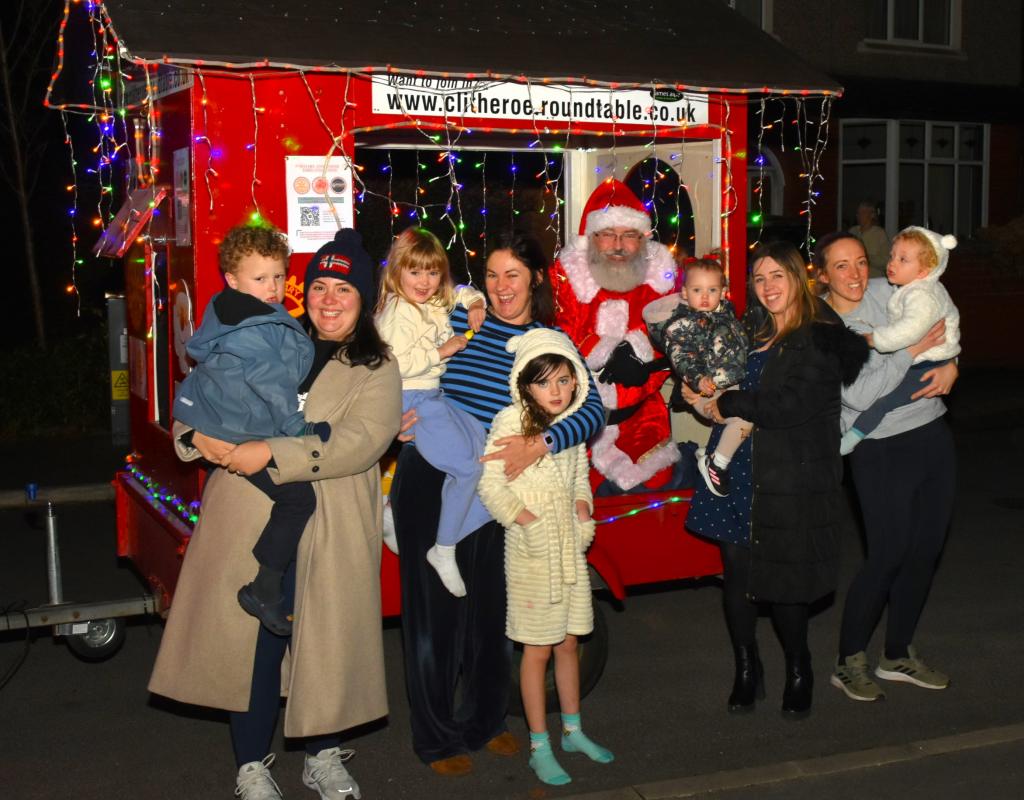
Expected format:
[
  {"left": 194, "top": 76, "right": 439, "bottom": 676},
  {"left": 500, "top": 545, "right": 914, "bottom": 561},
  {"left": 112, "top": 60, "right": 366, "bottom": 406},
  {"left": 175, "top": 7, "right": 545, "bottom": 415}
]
[{"left": 717, "top": 305, "right": 869, "bottom": 604}]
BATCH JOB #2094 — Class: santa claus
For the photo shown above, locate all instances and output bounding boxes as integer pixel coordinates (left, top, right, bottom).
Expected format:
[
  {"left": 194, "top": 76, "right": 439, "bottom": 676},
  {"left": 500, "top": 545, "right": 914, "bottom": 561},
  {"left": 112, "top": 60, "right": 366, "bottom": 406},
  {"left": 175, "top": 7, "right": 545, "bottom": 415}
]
[{"left": 551, "top": 180, "right": 680, "bottom": 493}]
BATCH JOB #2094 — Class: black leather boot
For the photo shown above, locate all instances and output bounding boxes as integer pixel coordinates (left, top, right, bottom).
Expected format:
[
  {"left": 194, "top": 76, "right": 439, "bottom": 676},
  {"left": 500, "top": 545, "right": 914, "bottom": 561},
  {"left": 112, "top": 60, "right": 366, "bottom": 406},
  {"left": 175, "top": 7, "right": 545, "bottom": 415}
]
[
  {"left": 781, "top": 650, "right": 813, "bottom": 719},
  {"left": 727, "top": 644, "right": 766, "bottom": 713}
]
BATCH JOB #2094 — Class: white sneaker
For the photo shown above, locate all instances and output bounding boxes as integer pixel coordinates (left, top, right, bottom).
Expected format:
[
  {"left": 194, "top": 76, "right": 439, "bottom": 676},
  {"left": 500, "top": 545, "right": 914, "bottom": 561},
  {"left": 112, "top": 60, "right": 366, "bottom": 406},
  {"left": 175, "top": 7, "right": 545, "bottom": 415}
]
[
  {"left": 302, "top": 747, "right": 361, "bottom": 799},
  {"left": 236, "top": 754, "right": 282, "bottom": 800}
]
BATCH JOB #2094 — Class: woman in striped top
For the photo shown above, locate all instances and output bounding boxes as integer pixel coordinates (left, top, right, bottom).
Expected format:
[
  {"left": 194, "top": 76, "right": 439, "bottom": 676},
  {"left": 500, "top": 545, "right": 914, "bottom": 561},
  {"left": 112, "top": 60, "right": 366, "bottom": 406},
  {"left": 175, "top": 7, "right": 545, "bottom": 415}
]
[{"left": 390, "top": 231, "right": 604, "bottom": 775}]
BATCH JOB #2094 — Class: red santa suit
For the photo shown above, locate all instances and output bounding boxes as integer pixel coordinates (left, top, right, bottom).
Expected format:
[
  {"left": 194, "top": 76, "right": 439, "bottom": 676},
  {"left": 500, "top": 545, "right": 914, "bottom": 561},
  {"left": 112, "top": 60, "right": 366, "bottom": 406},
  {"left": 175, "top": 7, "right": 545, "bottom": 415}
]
[{"left": 551, "top": 180, "right": 679, "bottom": 492}]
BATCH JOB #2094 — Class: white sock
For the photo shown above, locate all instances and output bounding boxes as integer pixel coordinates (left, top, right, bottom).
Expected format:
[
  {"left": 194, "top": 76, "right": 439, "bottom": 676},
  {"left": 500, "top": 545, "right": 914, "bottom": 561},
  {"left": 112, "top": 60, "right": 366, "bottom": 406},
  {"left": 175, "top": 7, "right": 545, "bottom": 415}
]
[
  {"left": 381, "top": 498, "right": 399, "bottom": 554},
  {"left": 712, "top": 451, "right": 731, "bottom": 470},
  {"left": 426, "top": 544, "right": 466, "bottom": 597}
]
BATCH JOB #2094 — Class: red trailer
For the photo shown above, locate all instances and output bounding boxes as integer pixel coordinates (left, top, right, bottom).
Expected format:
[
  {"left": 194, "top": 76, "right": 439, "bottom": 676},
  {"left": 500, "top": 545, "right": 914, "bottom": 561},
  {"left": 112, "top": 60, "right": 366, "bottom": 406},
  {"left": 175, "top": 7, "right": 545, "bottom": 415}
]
[{"left": 49, "top": 2, "right": 841, "bottom": 673}]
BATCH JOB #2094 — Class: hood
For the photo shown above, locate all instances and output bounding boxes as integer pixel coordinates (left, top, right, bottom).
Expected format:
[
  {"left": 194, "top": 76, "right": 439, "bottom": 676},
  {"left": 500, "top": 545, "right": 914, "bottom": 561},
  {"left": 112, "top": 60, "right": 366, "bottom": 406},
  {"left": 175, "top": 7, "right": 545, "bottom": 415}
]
[
  {"left": 506, "top": 329, "right": 590, "bottom": 422},
  {"left": 187, "top": 291, "right": 305, "bottom": 361},
  {"left": 900, "top": 226, "right": 957, "bottom": 282}
]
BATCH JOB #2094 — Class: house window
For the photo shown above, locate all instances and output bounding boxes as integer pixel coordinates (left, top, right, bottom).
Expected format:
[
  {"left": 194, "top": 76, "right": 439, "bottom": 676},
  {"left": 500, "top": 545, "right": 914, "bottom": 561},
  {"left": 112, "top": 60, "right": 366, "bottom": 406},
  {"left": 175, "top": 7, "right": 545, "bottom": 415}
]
[
  {"left": 840, "top": 119, "right": 987, "bottom": 238},
  {"left": 723, "top": 0, "right": 772, "bottom": 33},
  {"left": 865, "top": 0, "right": 958, "bottom": 48}
]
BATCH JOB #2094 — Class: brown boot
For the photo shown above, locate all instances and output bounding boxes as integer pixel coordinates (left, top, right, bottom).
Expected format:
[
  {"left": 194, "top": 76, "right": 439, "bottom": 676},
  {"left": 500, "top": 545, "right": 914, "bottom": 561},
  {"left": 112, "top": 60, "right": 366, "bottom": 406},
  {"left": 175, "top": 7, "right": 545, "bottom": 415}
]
[
  {"left": 429, "top": 754, "right": 472, "bottom": 776},
  {"left": 485, "top": 731, "right": 521, "bottom": 756}
]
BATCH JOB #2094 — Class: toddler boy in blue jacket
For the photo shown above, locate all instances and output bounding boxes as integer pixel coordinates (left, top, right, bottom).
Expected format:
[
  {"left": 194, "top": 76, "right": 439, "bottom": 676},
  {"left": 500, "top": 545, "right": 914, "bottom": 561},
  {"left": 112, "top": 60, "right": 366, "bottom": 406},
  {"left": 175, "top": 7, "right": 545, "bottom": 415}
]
[{"left": 173, "top": 225, "right": 328, "bottom": 636}]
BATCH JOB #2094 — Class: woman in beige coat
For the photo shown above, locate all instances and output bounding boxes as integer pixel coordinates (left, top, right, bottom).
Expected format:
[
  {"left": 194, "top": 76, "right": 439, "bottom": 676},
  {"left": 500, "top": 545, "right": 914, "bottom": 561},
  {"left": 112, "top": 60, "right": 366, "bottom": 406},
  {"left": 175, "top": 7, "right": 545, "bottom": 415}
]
[
  {"left": 477, "top": 328, "right": 613, "bottom": 787},
  {"left": 149, "top": 230, "right": 400, "bottom": 800}
]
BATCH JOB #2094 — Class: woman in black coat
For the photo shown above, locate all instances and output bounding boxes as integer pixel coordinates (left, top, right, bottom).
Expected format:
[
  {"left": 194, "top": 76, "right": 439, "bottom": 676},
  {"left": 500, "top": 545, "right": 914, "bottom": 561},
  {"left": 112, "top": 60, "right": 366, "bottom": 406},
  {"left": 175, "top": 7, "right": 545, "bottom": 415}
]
[{"left": 686, "top": 242, "right": 868, "bottom": 719}]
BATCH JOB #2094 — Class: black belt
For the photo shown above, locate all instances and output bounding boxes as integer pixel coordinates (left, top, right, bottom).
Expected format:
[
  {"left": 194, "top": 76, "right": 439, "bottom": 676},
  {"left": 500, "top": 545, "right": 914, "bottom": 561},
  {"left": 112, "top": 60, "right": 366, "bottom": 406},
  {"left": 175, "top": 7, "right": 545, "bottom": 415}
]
[{"left": 606, "top": 402, "right": 643, "bottom": 426}]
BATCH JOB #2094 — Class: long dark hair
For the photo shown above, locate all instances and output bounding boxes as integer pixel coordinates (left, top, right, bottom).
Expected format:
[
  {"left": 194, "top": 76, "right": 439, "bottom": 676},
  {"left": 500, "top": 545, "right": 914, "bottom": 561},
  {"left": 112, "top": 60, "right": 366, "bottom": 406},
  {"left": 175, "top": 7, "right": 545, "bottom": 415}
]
[
  {"left": 305, "top": 303, "right": 390, "bottom": 369},
  {"left": 749, "top": 241, "right": 822, "bottom": 344},
  {"left": 487, "top": 230, "right": 555, "bottom": 326},
  {"left": 515, "top": 352, "right": 578, "bottom": 438}
]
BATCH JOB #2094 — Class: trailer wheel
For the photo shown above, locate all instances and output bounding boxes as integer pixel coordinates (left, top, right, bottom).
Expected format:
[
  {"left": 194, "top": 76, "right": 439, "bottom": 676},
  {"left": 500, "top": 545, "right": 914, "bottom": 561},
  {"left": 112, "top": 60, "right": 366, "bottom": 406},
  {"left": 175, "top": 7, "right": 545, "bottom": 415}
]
[
  {"left": 509, "top": 603, "right": 609, "bottom": 716},
  {"left": 66, "top": 618, "right": 126, "bottom": 661}
]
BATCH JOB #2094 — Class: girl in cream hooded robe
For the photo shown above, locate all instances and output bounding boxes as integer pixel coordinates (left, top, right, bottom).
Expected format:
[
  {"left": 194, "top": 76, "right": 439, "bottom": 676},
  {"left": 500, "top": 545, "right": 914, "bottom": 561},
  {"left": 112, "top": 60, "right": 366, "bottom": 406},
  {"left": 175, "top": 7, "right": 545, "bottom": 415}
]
[
  {"left": 477, "top": 328, "right": 613, "bottom": 786},
  {"left": 477, "top": 328, "right": 596, "bottom": 645}
]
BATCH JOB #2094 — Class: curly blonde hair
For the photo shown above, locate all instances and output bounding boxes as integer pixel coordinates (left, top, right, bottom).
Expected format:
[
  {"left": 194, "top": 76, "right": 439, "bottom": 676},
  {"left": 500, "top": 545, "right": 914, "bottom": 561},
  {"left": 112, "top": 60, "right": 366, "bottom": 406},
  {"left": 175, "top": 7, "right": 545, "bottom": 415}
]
[
  {"left": 219, "top": 225, "right": 290, "bottom": 274},
  {"left": 377, "top": 228, "right": 456, "bottom": 312},
  {"left": 892, "top": 229, "right": 939, "bottom": 271}
]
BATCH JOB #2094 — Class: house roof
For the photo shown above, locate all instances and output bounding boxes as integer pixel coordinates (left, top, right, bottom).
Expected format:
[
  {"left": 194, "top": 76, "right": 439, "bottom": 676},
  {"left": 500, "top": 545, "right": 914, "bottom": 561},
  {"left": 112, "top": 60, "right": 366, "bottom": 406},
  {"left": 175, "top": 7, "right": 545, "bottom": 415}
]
[{"left": 100, "top": 0, "right": 842, "bottom": 95}]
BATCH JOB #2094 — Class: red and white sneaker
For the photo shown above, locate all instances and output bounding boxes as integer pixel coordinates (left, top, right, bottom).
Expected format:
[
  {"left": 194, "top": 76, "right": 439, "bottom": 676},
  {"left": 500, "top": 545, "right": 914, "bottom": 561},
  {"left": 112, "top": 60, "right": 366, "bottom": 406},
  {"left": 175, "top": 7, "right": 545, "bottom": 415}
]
[{"left": 698, "top": 453, "right": 730, "bottom": 497}]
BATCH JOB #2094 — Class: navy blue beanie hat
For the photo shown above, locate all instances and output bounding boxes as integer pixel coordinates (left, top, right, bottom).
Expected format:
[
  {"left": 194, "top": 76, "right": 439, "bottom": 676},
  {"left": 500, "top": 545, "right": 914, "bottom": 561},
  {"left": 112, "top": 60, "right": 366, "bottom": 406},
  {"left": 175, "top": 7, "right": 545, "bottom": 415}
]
[{"left": 304, "top": 228, "right": 376, "bottom": 308}]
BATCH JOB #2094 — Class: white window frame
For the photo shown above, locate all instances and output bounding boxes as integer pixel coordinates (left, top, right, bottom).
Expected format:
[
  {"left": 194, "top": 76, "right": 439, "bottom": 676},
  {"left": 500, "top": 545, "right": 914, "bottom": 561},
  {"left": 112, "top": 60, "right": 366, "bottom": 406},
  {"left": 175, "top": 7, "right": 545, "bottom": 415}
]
[
  {"left": 838, "top": 117, "right": 988, "bottom": 238},
  {"left": 723, "top": 0, "right": 773, "bottom": 34},
  {"left": 862, "top": 0, "right": 962, "bottom": 51}
]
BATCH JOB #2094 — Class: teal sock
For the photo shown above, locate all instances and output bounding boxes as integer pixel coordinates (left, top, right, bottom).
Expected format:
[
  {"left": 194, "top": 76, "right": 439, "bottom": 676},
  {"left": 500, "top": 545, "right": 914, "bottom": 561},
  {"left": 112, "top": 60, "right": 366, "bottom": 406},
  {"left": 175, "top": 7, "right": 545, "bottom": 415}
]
[
  {"left": 839, "top": 428, "right": 866, "bottom": 456},
  {"left": 528, "top": 731, "right": 571, "bottom": 785},
  {"left": 561, "top": 713, "right": 614, "bottom": 763}
]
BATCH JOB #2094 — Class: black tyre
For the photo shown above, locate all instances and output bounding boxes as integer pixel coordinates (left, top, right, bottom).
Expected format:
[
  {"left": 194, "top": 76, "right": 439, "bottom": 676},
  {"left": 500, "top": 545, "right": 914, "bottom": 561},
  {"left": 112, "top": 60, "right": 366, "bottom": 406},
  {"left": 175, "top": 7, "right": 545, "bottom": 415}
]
[
  {"left": 66, "top": 618, "right": 126, "bottom": 661},
  {"left": 508, "top": 602, "right": 609, "bottom": 716}
]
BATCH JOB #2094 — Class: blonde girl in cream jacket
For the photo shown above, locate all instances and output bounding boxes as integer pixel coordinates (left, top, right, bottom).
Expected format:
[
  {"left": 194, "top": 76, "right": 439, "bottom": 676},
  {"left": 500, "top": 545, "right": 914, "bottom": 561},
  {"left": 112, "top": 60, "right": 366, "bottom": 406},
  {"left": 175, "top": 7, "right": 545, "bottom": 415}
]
[{"left": 477, "top": 328, "right": 613, "bottom": 786}]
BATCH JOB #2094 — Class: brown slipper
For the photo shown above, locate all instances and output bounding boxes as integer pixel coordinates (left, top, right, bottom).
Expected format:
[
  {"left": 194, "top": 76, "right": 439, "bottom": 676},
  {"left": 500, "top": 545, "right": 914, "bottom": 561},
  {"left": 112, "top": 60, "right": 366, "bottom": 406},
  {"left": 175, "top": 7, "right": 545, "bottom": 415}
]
[
  {"left": 429, "top": 754, "right": 472, "bottom": 776},
  {"left": 485, "top": 731, "right": 521, "bottom": 756}
]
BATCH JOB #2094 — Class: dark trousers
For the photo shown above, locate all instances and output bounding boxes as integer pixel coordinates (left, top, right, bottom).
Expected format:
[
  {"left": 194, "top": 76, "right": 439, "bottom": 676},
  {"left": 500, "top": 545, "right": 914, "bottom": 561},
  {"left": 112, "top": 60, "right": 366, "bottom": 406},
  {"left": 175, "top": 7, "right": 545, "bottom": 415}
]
[
  {"left": 229, "top": 561, "right": 339, "bottom": 766},
  {"left": 720, "top": 542, "right": 809, "bottom": 656},
  {"left": 391, "top": 444, "right": 511, "bottom": 764},
  {"left": 245, "top": 469, "right": 316, "bottom": 572},
  {"left": 839, "top": 417, "right": 956, "bottom": 659},
  {"left": 851, "top": 360, "right": 945, "bottom": 438}
]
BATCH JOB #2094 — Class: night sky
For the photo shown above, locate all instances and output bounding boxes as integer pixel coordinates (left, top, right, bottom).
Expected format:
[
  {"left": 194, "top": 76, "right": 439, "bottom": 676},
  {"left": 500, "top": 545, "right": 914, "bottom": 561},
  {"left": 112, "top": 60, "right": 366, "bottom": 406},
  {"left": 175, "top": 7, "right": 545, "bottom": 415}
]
[{"left": 1, "top": 0, "right": 118, "bottom": 348}]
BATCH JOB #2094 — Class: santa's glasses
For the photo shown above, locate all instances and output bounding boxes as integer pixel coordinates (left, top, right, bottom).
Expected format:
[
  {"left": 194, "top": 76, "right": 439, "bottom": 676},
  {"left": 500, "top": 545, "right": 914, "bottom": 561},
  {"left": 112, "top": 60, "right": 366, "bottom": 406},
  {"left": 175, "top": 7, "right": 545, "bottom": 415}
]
[{"left": 594, "top": 230, "right": 643, "bottom": 244}]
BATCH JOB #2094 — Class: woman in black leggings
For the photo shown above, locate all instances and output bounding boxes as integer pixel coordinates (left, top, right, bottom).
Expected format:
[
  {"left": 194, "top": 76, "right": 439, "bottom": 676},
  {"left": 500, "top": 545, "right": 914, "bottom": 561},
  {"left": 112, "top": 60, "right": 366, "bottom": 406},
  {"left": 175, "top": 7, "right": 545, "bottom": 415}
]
[
  {"left": 686, "top": 242, "right": 868, "bottom": 719},
  {"left": 814, "top": 232, "right": 958, "bottom": 702}
]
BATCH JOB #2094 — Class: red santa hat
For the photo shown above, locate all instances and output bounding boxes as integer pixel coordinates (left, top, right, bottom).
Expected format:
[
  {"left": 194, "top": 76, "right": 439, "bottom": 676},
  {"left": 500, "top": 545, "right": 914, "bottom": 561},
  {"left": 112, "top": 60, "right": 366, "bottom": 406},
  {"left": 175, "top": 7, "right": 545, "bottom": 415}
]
[{"left": 580, "top": 180, "right": 652, "bottom": 236}]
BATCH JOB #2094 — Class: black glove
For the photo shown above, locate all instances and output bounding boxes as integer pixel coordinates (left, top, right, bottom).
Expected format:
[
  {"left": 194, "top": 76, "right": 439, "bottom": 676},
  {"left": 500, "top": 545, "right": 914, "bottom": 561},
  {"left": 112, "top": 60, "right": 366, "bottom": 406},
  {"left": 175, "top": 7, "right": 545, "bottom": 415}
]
[
  {"left": 599, "top": 342, "right": 648, "bottom": 387},
  {"left": 599, "top": 342, "right": 668, "bottom": 388}
]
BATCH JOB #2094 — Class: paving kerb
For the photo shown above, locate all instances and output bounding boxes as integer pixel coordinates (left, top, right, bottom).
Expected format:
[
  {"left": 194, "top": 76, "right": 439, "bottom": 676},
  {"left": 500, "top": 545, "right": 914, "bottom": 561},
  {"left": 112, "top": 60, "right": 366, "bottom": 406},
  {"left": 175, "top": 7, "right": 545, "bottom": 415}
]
[
  {"left": 559, "top": 723, "right": 1024, "bottom": 799},
  {"left": 0, "top": 482, "right": 114, "bottom": 509}
]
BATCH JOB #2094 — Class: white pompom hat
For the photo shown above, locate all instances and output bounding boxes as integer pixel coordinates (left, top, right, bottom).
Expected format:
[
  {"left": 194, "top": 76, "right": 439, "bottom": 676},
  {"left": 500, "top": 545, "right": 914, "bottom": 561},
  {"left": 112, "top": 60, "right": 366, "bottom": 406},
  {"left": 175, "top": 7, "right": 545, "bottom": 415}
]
[{"left": 901, "top": 226, "right": 958, "bottom": 274}]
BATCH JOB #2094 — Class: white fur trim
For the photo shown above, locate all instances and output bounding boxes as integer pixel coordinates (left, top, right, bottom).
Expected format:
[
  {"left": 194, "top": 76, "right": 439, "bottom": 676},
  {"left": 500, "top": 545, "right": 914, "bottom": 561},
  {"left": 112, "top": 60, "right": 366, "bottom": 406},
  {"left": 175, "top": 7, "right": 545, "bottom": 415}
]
[
  {"left": 585, "top": 299, "right": 630, "bottom": 372},
  {"left": 558, "top": 240, "right": 601, "bottom": 304},
  {"left": 590, "top": 427, "right": 680, "bottom": 490},
  {"left": 585, "top": 206, "right": 652, "bottom": 235},
  {"left": 558, "top": 239, "right": 677, "bottom": 304},
  {"left": 595, "top": 299, "right": 629, "bottom": 338},
  {"left": 643, "top": 241, "right": 677, "bottom": 295},
  {"left": 624, "top": 329, "right": 654, "bottom": 363},
  {"left": 595, "top": 379, "right": 619, "bottom": 409}
]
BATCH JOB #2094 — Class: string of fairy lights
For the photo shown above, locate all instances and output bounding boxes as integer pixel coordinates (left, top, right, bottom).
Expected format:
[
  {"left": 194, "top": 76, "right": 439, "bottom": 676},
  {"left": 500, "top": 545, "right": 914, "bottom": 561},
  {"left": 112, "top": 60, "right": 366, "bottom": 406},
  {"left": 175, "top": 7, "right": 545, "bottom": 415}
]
[
  {"left": 45, "top": 0, "right": 837, "bottom": 311},
  {"left": 44, "top": 0, "right": 840, "bottom": 532},
  {"left": 122, "top": 443, "right": 692, "bottom": 534},
  {"left": 750, "top": 96, "right": 834, "bottom": 259}
]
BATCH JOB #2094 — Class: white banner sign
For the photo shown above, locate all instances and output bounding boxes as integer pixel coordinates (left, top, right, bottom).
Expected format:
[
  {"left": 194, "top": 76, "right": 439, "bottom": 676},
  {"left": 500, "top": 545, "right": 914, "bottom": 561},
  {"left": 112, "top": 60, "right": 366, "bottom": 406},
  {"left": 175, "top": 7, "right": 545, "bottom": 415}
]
[
  {"left": 372, "top": 77, "right": 708, "bottom": 127},
  {"left": 284, "top": 156, "right": 354, "bottom": 253}
]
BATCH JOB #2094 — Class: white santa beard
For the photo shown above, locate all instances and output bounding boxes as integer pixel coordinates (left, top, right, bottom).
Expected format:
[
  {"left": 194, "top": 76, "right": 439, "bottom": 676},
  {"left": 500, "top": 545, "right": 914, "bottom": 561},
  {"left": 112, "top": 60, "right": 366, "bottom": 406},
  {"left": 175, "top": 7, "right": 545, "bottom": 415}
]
[{"left": 588, "top": 250, "right": 647, "bottom": 293}]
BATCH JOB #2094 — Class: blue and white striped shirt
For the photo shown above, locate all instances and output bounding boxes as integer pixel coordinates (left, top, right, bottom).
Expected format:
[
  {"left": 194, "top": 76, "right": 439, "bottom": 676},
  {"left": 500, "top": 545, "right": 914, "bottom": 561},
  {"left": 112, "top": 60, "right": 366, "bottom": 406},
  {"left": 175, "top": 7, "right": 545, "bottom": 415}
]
[{"left": 441, "top": 307, "right": 605, "bottom": 453}]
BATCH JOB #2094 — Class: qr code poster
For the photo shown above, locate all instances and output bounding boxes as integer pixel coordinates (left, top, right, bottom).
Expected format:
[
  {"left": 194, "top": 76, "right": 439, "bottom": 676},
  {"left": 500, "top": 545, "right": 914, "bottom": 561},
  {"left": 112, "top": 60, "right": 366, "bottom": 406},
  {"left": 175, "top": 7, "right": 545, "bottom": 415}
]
[{"left": 284, "top": 156, "right": 354, "bottom": 253}]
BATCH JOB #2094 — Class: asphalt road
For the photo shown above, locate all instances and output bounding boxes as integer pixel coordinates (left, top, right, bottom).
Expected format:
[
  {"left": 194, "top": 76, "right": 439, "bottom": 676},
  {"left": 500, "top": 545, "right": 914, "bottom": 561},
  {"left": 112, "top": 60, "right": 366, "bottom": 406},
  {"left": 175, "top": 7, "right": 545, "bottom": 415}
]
[{"left": 1, "top": 369, "right": 1022, "bottom": 799}]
